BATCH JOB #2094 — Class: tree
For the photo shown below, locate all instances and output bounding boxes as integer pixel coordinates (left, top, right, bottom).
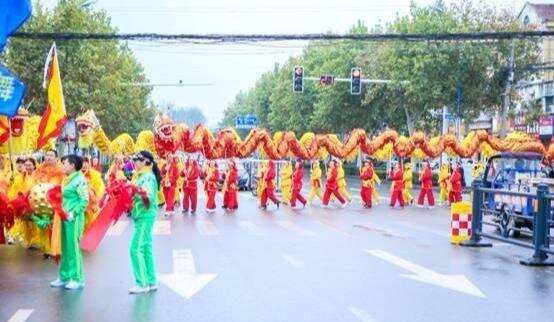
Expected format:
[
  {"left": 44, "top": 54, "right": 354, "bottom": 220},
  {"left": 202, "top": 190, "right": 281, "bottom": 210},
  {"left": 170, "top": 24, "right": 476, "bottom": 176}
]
[
  {"left": 222, "top": 1, "right": 540, "bottom": 137},
  {"left": 2, "top": 0, "right": 155, "bottom": 138}
]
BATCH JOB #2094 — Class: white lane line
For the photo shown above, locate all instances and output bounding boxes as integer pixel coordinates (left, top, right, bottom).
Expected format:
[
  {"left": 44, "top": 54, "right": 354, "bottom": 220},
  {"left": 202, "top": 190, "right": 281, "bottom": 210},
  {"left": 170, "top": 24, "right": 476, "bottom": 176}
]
[
  {"left": 196, "top": 220, "right": 220, "bottom": 235},
  {"left": 106, "top": 220, "right": 129, "bottom": 236},
  {"left": 7, "top": 309, "right": 34, "bottom": 322},
  {"left": 153, "top": 220, "right": 171, "bottom": 235},
  {"left": 173, "top": 249, "right": 196, "bottom": 274},
  {"left": 281, "top": 253, "right": 305, "bottom": 268},
  {"left": 237, "top": 220, "right": 265, "bottom": 236},
  {"left": 276, "top": 220, "right": 316, "bottom": 236},
  {"left": 348, "top": 307, "right": 378, "bottom": 322}
]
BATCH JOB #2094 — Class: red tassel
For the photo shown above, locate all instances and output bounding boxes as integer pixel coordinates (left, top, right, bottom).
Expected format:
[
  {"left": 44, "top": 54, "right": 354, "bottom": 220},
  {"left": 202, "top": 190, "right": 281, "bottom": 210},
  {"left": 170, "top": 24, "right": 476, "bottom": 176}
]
[{"left": 46, "top": 186, "right": 69, "bottom": 221}]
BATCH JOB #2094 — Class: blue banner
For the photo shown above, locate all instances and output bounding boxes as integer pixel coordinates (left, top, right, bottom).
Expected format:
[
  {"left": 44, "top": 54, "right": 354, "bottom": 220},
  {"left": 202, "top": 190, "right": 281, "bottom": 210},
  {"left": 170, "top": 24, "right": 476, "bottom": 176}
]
[
  {"left": 0, "top": 0, "right": 32, "bottom": 52},
  {"left": 0, "top": 65, "right": 26, "bottom": 117}
]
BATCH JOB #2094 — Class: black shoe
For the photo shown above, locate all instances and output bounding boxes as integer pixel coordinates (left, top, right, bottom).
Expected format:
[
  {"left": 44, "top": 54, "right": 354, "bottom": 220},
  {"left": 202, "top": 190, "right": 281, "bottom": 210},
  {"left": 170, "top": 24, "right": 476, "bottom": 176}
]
[
  {"left": 43, "top": 254, "right": 51, "bottom": 260},
  {"left": 276, "top": 202, "right": 280, "bottom": 209}
]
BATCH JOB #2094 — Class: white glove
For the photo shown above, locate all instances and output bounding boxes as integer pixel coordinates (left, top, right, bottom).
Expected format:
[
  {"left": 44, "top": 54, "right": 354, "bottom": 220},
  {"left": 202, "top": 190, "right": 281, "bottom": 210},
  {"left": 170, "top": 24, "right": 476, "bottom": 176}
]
[{"left": 66, "top": 212, "right": 74, "bottom": 221}]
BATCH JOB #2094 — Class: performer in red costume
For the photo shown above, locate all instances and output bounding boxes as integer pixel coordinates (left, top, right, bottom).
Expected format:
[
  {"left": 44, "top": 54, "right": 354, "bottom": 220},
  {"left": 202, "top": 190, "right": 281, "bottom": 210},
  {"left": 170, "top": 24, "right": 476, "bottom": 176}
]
[
  {"left": 290, "top": 160, "right": 307, "bottom": 209},
  {"left": 260, "top": 160, "right": 280, "bottom": 210},
  {"left": 359, "top": 160, "right": 374, "bottom": 209},
  {"left": 389, "top": 162, "right": 405, "bottom": 209},
  {"left": 448, "top": 163, "right": 463, "bottom": 204},
  {"left": 222, "top": 159, "right": 238, "bottom": 211},
  {"left": 322, "top": 159, "right": 346, "bottom": 208},
  {"left": 161, "top": 154, "right": 179, "bottom": 216},
  {"left": 205, "top": 160, "right": 219, "bottom": 213},
  {"left": 417, "top": 161, "right": 435, "bottom": 209},
  {"left": 182, "top": 159, "right": 200, "bottom": 215}
]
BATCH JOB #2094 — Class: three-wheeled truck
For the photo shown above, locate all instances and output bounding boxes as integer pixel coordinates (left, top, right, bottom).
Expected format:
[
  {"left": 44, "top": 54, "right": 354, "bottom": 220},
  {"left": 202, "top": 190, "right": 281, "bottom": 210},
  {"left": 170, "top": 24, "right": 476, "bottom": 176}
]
[{"left": 481, "top": 152, "right": 554, "bottom": 238}]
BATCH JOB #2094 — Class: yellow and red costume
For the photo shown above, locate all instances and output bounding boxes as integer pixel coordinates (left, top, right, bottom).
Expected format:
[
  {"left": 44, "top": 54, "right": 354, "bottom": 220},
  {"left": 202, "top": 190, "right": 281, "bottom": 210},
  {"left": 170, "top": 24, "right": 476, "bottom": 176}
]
[
  {"left": 389, "top": 166, "right": 405, "bottom": 208},
  {"left": 360, "top": 163, "right": 374, "bottom": 208},
  {"left": 322, "top": 164, "right": 346, "bottom": 206},
  {"left": 438, "top": 164, "right": 450, "bottom": 205},
  {"left": 260, "top": 161, "right": 280, "bottom": 208},
  {"left": 308, "top": 161, "right": 323, "bottom": 203},
  {"left": 205, "top": 163, "right": 219, "bottom": 211},
  {"left": 280, "top": 161, "right": 292, "bottom": 204},
  {"left": 449, "top": 168, "right": 463, "bottom": 203},
  {"left": 402, "top": 163, "right": 413, "bottom": 205},
  {"left": 83, "top": 166, "right": 105, "bottom": 230}
]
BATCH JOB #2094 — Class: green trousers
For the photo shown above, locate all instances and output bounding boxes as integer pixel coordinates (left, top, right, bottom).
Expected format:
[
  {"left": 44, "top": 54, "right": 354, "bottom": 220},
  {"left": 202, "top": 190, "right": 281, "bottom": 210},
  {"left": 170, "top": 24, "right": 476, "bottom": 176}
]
[
  {"left": 60, "top": 214, "right": 85, "bottom": 283},
  {"left": 130, "top": 217, "right": 156, "bottom": 287}
]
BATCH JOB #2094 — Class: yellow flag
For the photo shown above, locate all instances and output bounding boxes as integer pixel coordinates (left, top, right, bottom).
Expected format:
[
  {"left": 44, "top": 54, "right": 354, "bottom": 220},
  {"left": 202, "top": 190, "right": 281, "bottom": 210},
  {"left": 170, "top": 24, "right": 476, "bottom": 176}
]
[{"left": 37, "top": 43, "right": 66, "bottom": 149}]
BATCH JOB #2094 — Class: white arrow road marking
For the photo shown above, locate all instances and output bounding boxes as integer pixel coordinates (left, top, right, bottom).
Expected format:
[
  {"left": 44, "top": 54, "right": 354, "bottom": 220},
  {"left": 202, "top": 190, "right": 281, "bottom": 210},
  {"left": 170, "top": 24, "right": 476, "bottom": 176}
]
[
  {"left": 366, "top": 249, "right": 485, "bottom": 298},
  {"left": 237, "top": 220, "right": 265, "bottom": 236},
  {"left": 159, "top": 249, "right": 218, "bottom": 300},
  {"left": 196, "top": 220, "right": 220, "bottom": 235},
  {"left": 7, "top": 309, "right": 33, "bottom": 322},
  {"left": 276, "top": 220, "right": 316, "bottom": 236},
  {"left": 106, "top": 220, "right": 129, "bottom": 236},
  {"left": 281, "top": 253, "right": 304, "bottom": 268},
  {"left": 153, "top": 220, "right": 171, "bottom": 235},
  {"left": 348, "top": 307, "right": 378, "bottom": 322}
]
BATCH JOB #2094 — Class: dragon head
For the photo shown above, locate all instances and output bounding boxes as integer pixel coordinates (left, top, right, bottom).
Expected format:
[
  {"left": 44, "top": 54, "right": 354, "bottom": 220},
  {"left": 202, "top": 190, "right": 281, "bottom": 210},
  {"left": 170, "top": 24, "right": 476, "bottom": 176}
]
[
  {"left": 10, "top": 108, "right": 29, "bottom": 137},
  {"left": 154, "top": 114, "right": 175, "bottom": 141},
  {"left": 76, "top": 110, "right": 100, "bottom": 136}
]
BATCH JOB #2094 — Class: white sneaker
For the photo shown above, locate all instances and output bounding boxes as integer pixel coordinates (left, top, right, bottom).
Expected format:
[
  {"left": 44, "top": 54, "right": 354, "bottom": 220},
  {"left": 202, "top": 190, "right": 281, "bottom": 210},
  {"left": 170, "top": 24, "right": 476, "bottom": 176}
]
[
  {"left": 416, "top": 204, "right": 424, "bottom": 208},
  {"left": 322, "top": 205, "right": 329, "bottom": 209},
  {"left": 341, "top": 202, "right": 348, "bottom": 209},
  {"left": 129, "top": 285, "right": 150, "bottom": 294},
  {"left": 149, "top": 284, "right": 158, "bottom": 292},
  {"left": 64, "top": 281, "right": 83, "bottom": 290},
  {"left": 428, "top": 206, "right": 435, "bottom": 210},
  {"left": 50, "top": 279, "right": 66, "bottom": 288}
]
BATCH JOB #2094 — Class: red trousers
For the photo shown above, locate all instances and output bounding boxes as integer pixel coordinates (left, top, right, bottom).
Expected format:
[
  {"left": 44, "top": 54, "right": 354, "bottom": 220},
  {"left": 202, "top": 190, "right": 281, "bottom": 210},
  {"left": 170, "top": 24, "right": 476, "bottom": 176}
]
[
  {"left": 449, "top": 191, "right": 462, "bottom": 203},
  {"left": 361, "top": 186, "right": 372, "bottom": 207},
  {"left": 183, "top": 187, "right": 198, "bottom": 212},
  {"left": 206, "top": 190, "right": 216, "bottom": 210},
  {"left": 290, "top": 189, "right": 307, "bottom": 207},
  {"left": 261, "top": 187, "right": 280, "bottom": 207},
  {"left": 417, "top": 188, "right": 435, "bottom": 206},
  {"left": 390, "top": 190, "right": 404, "bottom": 207},
  {"left": 322, "top": 188, "right": 345, "bottom": 206},
  {"left": 163, "top": 186, "right": 176, "bottom": 211},
  {"left": 223, "top": 190, "right": 238, "bottom": 209}
]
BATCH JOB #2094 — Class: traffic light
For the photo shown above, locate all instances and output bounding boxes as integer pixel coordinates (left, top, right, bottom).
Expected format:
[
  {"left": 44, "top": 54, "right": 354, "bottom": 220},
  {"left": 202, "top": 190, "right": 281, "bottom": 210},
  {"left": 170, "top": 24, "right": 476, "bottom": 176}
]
[
  {"left": 319, "top": 74, "right": 334, "bottom": 86},
  {"left": 293, "top": 66, "right": 304, "bottom": 93},
  {"left": 351, "top": 67, "right": 362, "bottom": 95}
]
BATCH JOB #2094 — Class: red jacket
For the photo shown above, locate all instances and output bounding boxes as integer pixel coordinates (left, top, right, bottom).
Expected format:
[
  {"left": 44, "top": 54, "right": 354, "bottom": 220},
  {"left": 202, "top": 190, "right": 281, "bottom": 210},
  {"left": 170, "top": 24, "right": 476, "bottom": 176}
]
[
  {"left": 360, "top": 166, "right": 374, "bottom": 188},
  {"left": 450, "top": 169, "right": 462, "bottom": 193},
  {"left": 225, "top": 167, "right": 238, "bottom": 191},
  {"left": 265, "top": 164, "right": 276, "bottom": 190},
  {"left": 162, "top": 161, "right": 179, "bottom": 188},
  {"left": 326, "top": 167, "right": 339, "bottom": 190},
  {"left": 184, "top": 162, "right": 200, "bottom": 189},
  {"left": 292, "top": 167, "right": 303, "bottom": 190},
  {"left": 206, "top": 168, "right": 219, "bottom": 192},
  {"left": 391, "top": 168, "right": 404, "bottom": 191},
  {"left": 420, "top": 166, "right": 433, "bottom": 190}
]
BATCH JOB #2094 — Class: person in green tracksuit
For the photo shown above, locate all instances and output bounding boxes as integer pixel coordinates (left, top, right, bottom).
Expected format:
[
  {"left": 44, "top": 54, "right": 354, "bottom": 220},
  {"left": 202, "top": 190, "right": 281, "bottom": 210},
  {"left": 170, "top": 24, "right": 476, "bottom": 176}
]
[
  {"left": 50, "top": 154, "right": 89, "bottom": 290},
  {"left": 128, "top": 150, "right": 161, "bottom": 294}
]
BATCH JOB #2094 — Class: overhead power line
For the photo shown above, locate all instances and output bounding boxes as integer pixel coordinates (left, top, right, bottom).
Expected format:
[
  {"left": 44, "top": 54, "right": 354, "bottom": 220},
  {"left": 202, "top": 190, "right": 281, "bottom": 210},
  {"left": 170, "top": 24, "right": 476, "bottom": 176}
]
[{"left": 11, "top": 31, "right": 554, "bottom": 42}]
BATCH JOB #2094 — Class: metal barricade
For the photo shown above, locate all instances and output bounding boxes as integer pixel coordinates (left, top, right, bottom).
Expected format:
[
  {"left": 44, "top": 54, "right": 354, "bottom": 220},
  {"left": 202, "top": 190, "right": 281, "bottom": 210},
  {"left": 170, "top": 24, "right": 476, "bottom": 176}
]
[{"left": 461, "top": 180, "right": 554, "bottom": 266}]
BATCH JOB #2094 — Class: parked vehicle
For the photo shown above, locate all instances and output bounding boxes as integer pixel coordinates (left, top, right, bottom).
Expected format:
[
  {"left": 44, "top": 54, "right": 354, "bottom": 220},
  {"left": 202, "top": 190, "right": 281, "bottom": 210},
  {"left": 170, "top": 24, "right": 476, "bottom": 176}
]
[{"left": 481, "top": 152, "right": 552, "bottom": 237}]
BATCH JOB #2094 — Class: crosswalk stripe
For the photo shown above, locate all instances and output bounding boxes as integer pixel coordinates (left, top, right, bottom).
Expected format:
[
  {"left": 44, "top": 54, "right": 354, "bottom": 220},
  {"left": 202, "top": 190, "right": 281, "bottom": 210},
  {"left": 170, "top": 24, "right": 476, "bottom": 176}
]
[
  {"left": 106, "top": 220, "right": 129, "bottom": 236},
  {"left": 237, "top": 220, "right": 265, "bottom": 236},
  {"left": 153, "top": 220, "right": 171, "bottom": 235},
  {"left": 348, "top": 306, "right": 378, "bottom": 322},
  {"left": 196, "top": 220, "right": 220, "bottom": 235},
  {"left": 281, "top": 253, "right": 304, "bottom": 268},
  {"left": 276, "top": 220, "right": 316, "bottom": 236},
  {"left": 7, "top": 309, "right": 34, "bottom": 322}
]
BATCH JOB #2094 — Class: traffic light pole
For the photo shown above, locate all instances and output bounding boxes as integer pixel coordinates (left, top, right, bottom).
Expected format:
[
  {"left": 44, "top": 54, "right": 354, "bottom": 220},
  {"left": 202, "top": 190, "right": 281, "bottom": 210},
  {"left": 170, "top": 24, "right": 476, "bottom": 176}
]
[{"left": 303, "top": 77, "right": 406, "bottom": 84}]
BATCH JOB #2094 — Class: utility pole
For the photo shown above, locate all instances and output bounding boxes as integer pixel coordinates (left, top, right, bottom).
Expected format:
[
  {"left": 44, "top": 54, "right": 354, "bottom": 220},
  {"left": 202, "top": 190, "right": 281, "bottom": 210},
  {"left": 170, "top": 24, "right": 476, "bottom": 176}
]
[{"left": 499, "top": 41, "right": 515, "bottom": 138}]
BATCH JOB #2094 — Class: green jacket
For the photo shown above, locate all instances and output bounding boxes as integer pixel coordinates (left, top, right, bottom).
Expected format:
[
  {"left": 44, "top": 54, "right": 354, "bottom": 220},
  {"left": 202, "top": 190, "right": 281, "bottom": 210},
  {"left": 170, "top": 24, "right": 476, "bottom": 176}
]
[
  {"left": 62, "top": 171, "right": 89, "bottom": 217},
  {"left": 131, "top": 168, "right": 158, "bottom": 220}
]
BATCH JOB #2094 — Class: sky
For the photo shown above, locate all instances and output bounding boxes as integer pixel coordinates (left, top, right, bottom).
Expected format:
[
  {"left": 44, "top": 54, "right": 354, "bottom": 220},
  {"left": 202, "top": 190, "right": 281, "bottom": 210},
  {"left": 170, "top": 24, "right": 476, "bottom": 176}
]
[{"left": 40, "top": 0, "right": 543, "bottom": 127}]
